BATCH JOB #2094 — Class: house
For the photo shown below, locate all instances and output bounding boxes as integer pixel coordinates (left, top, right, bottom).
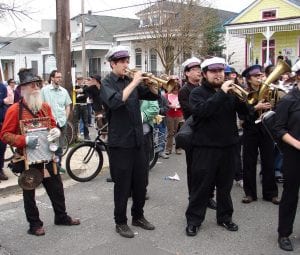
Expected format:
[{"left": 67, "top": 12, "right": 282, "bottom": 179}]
[
  {"left": 0, "top": 33, "right": 48, "bottom": 82},
  {"left": 224, "top": 0, "right": 300, "bottom": 72},
  {"left": 0, "top": 1, "right": 236, "bottom": 82}
]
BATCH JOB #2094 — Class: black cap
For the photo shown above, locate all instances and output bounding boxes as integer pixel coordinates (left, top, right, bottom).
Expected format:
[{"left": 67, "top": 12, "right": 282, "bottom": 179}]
[
  {"left": 241, "top": 65, "right": 263, "bottom": 78},
  {"left": 90, "top": 74, "right": 101, "bottom": 84}
]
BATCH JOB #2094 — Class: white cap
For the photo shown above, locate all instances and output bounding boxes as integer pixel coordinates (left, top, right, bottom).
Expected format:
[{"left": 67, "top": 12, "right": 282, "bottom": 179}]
[
  {"left": 182, "top": 57, "right": 201, "bottom": 71},
  {"left": 291, "top": 59, "right": 300, "bottom": 74},
  {"left": 201, "top": 57, "right": 226, "bottom": 70},
  {"left": 105, "top": 45, "right": 130, "bottom": 61}
]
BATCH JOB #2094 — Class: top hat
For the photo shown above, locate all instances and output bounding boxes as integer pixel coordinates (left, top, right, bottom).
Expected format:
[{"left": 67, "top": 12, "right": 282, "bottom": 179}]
[{"left": 18, "top": 68, "right": 42, "bottom": 86}]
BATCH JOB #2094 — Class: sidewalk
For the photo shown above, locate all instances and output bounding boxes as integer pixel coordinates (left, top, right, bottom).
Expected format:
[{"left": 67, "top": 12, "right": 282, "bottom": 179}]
[
  {"left": 0, "top": 126, "right": 110, "bottom": 195},
  {"left": 0, "top": 151, "right": 110, "bottom": 195}
]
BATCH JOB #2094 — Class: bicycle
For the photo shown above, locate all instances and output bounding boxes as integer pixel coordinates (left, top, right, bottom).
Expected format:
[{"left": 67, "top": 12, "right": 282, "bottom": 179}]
[
  {"left": 149, "top": 127, "right": 166, "bottom": 169},
  {"left": 65, "top": 124, "right": 108, "bottom": 182}
]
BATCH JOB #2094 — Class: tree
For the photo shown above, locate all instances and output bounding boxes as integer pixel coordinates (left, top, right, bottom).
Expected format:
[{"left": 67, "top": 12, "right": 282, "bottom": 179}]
[
  {"left": 0, "top": 1, "right": 32, "bottom": 20},
  {"left": 138, "top": 0, "right": 223, "bottom": 74}
]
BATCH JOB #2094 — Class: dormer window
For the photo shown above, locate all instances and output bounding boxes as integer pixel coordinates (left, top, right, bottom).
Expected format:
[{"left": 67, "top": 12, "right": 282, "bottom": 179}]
[{"left": 262, "top": 10, "right": 277, "bottom": 20}]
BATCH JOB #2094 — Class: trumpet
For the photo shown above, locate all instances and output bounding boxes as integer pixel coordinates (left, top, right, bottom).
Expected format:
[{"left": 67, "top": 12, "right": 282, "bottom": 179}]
[
  {"left": 229, "top": 83, "right": 249, "bottom": 102},
  {"left": 125, "top": 68, "right": 177, "bottom": 93}
]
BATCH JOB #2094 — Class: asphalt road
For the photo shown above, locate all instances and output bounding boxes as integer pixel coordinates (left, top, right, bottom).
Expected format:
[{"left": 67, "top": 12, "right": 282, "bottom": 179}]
[{"left": 0, "top": 152, "right": 299, "bottom": 255}]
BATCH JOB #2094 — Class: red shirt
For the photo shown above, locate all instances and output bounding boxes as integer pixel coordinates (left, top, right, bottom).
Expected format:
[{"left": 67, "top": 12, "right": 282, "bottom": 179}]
[
  {"left": 165, "top": 93, "right": 183, "bottom": 118},
  {"left": 0, "top": 101, "right": 56, "bottom": 148}
]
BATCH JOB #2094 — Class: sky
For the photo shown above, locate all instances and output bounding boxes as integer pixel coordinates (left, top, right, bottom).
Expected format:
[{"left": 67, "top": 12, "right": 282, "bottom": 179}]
[{"left": 0, "top": 0, "right": 254, "bottom": 36}]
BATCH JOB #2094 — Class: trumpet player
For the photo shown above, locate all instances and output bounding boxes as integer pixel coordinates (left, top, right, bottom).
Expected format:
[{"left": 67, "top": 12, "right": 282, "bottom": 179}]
[
  {"left": 185, "top": 57, "right": 249, "bottom": 236},
  {"left": 240, "top": 65, "right": 279, "bottom": 205},
  {"left": 99, "top": 46, "right": 158, "bottom": 238}
]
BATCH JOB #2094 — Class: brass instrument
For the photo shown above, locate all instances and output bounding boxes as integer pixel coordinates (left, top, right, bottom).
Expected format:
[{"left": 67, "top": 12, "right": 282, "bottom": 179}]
[
  {"left": 246, "top": 59, "right": 291, "bottom": 123},
  {"left": 247, "top": 59, "right": 291, "bottom": 105},
  {"left": 125, "top": 68, "right": 176, "bottom": 93},
  {"left": 229, "top": 83, "right": 249, "bottom": 102}
]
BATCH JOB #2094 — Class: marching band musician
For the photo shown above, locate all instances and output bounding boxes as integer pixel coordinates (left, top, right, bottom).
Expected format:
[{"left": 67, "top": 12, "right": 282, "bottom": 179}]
[
  {"left": 185, "top": 57, "right": 249, "bottom": 236},
  {"left": 0, "top": 68, "right": 80, "bottom": 236},
  {"left": 178, "top": 57, "right": 217, "bottom": 210},
  {"left": 274, "top": 60, "right": 300, "bottom": 252},
  {"left": 240, "top": 65, "right": 279, "bottom": 205},
  {"left": 99, "top": 46, "right": 158, "bottom": 238}
]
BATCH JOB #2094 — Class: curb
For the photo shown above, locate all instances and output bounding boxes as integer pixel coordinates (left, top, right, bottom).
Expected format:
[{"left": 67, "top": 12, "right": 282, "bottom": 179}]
[{"left": 0, "top": 166, "right": 110, "bottom": 197}]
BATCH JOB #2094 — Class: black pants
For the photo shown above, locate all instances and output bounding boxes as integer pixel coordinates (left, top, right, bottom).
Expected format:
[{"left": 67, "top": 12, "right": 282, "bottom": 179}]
[
  {"left": 234, "top": 136, "right": 243, "bottom": 181},
  {"left": 278, "top": 145, "right": 300, "bottom": 237},
  {"left": 185, "top": 147, "right": 215, "bottom": 198},
  {"left": 23, "top": 163, "right": 68, "bottom": 230},
  {"left": 0, "top": 139, "right": 7, "bottom": 170},
  {"left": 242, "top": 127, "right": 278, "bottom": 200},
  {"left": 73, "top": 104, "right": 89, "bottom": 139},
  {"left": 109, "top": 146, "right": 147, "bottom": 225},
  {"left": 185, "top": 146, "right": 236, "bottom": 226}
]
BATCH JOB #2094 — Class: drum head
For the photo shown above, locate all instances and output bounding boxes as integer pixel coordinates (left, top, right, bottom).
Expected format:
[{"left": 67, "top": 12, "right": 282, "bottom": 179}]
[{"left": 18, "top": 168, "right": 43, "bottom": 190}]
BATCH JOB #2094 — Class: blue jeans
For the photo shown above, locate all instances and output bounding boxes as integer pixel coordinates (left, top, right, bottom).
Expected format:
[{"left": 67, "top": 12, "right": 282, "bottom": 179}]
[{"left": 154, "top": 122, "right": 166, "bottom": 152}]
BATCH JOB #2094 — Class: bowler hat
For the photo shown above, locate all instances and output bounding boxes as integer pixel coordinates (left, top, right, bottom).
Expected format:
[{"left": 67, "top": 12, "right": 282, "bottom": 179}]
[{"left": 18, "top": 68, "right": 42, "bottom": 86}]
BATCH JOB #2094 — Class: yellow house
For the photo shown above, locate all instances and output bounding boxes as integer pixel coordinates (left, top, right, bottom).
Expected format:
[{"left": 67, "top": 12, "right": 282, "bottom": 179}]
[{"left": 224, "top": 0, "right": 300, "bottom": 70}]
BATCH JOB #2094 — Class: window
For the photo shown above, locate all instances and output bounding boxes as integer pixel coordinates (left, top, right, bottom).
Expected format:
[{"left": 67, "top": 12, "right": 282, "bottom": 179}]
[
  {"left": 31, "top": 61, "right": 38, "bottom": 75},
  {"left": 142, "top": 18, "right": 150, "bottom": 26},
  {"left": 150, "top": 49, "right": 157, "bottom": 75},
  {"left": 88, "top": 58, "right": 101, "bottom": 76},
  {"left": 152, "top": 16, "right": 159, "bottom": 25},
  {"left": 135, "top": 48, "right": 142, "bottom": 69},
  {"left": 262, "top": 10, "right": 276, "bottom": 20}
]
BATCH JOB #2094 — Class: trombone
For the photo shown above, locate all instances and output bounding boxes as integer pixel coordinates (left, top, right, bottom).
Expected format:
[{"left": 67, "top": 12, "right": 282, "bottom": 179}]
[{"left": 125, "top": 68, "right": 177, "bottom": 93}]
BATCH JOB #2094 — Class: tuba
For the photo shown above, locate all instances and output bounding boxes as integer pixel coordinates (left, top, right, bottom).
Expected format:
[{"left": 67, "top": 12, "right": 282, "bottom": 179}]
[
  {"left": 247, "top": 59, "right": 291, "bottom": 105},
  {"left": 247, "top": 59, "right": 291, "bottom": 123},
  {"left": 125, "top": 68, "right": 177, "bottom": 93}
]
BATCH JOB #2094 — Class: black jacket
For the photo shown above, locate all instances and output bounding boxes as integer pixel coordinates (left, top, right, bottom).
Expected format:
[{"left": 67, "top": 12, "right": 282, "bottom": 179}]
[
  {"left": 274, "top": 87, "right": 300, "bottom": 142},
  {"left": 189, "top": 80, "right": 249, "bottom": 148},
  {"left": 179, "top": 82, "right": 198, "bottom": 120},
  {"left": 100, "top": 72, "right": 159, "bottom": 148}
]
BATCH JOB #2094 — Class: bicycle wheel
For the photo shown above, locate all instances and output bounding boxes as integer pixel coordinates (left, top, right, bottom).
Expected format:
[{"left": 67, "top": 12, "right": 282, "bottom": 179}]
[
  {"left": 149, "top": 152, "right": 159, "bottom": 170},
  {"left": 66, "top": 142, "right": 104, "bottom": 182},
  {"left": 66, "top": 121, "right": 75, "bottom": 144},
  {"left": 4, "top": 145, "right": 15, "bottom": 162},
  {"left": 61, "top": 135, "right": 69, "bottom": 157}
]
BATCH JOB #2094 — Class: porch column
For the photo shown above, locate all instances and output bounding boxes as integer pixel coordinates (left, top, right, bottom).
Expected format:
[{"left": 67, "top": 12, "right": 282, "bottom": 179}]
[
  {"left": 225, "top": 28, "right": 229, "bottom": 64},
  {"left": 263, "top": 26, "right": 274, "bottom": 66}
]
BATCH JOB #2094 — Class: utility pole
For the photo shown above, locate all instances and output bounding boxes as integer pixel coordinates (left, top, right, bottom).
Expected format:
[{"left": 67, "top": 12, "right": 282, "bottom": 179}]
[
  {"left": 56, "top": 0, "right": 72, "bottom": 94},
  {"left": 81, "top": 0, "right": 86, "bottom": 77}
]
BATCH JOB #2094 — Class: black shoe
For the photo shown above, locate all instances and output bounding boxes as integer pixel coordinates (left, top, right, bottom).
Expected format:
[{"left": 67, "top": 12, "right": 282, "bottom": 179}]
[
  {"left": 278, "top": 237, "right": 293, "bottom": 251},
  {"left": 116, "top": 224, "right": 134, "bottom": 238},
  {"left": 132, "top": 216, "right": 155, "bottom": 230},
  {"left": 0, "top": 172, "right": 8, "bottom": 181},
  {"left": 276, "top": 176, "right": 284, "bottom": 183},
  {"left": 207, "top": 198, "right": 217, "bottom": 210},
  {"left": 218, "top": 221, "right": 238, "bottom": 231},
  {"left": 186, "top": 224, "right": 199, "bottom": 236},
  {"left": 106, "top": 177, "right": 113, "bottom": 182}
]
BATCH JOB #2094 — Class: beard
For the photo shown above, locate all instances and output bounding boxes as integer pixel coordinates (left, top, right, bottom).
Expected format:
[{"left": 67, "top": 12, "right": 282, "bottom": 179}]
[
  {"left": 24, "top": 91, "right": 43, "bottom": 114},
  {"left": 210, "top": 78, "right": 224, "bottom": 88}
]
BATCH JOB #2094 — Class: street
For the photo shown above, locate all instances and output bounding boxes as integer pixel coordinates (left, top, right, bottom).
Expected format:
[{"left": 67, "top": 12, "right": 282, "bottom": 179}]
[{"left": 0, "top": 152, "right": 299, "bottom": 255}]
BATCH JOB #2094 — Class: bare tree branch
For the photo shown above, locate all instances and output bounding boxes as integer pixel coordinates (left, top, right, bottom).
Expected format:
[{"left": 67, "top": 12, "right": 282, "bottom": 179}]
[
  {"left": 0, "top": 0, "right": 34, "bottom": 21},
  {"left": 138, "top": 0, "right": 223, "bottom": 74}
]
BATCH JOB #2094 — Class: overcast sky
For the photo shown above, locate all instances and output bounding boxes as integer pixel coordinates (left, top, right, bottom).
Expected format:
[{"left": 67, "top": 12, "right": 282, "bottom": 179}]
[{"left": 0, "top": 0, "right": 254, "bottom": 36}]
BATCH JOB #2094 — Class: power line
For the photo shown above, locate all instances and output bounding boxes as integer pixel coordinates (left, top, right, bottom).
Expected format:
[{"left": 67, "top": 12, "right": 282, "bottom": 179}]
[{"left": 91, "top": 1, "right": 162, "bottom": 15}]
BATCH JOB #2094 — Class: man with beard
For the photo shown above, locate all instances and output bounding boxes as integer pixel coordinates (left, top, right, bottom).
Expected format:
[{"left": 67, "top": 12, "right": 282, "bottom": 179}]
[
  {"left": 0, "top": 68, "right": 80, "bottom": 236},
  {"left": 185, "top": 57, "right": 249, "bottom": 236},
  {"left": 41, "top": 70, "right": 72, "bottom": 172},
  {"left": 178, "top": 57, "right": 216, "bottom": 210}
]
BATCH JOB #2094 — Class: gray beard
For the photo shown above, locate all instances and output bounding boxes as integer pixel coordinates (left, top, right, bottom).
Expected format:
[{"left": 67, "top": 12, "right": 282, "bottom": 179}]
[{"left": 24, "top": 93, "right": 43, "bottom": 114}]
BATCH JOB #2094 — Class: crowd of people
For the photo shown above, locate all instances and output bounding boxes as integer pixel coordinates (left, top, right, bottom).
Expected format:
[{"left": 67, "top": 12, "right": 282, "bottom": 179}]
[{"left": 0, "top": 45, "right": 300, "bottom": 252}]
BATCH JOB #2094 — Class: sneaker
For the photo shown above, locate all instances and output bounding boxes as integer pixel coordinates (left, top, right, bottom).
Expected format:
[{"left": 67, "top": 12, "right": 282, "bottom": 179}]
[
  {"left": 175, "top": 149, "right": 182, "bottom": 155},
  {"left": 116, "top": 224, "right": 134, "bottom": 238},
  {"left": 132, "top": 216, "right": 155, "bottom": 230},
  {"left": 159, "top": 152, "right": 169, "bottom": 159}
]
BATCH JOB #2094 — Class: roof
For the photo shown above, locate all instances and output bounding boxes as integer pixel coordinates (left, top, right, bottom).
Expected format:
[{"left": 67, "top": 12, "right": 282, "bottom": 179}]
[
  {"left": 288, "top": 0, "right": 300, "bottom": 6},
  {"left": 72, "top": 15, "right": 139, "bottom": 43},
  {"left": 0, "top": 37, "right": 48, "bottom": 55}
]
